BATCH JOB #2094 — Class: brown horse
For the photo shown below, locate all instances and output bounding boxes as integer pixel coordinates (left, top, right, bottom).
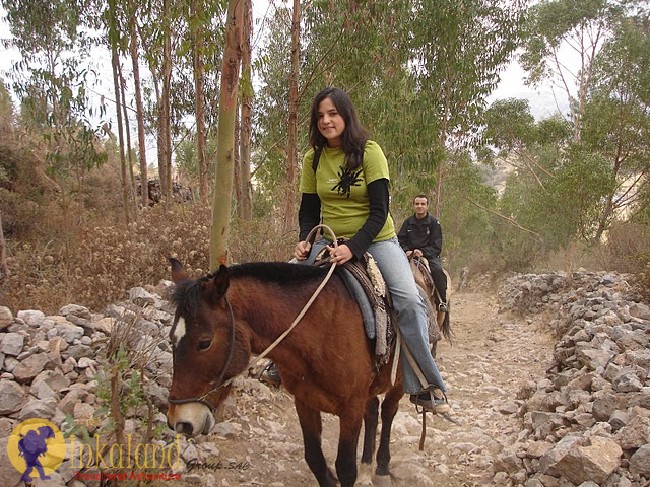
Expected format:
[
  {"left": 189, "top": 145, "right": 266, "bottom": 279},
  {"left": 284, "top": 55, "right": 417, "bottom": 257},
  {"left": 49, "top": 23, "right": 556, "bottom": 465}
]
[
  {"left": 167, "top": 258, "right": 407, "bottom": 487},
  {"left": 409, "top": 256, "right": 453, "bottom": 355}
]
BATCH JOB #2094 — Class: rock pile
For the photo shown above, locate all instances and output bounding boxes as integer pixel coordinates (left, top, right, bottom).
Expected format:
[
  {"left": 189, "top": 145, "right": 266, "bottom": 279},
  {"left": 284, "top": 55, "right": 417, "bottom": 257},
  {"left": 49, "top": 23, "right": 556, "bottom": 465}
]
[
  {"left": 135, "top": 176, "right": 193, "bottom": 206},
  {"left": 0, "top": 281, "right": 209, "bottom": 486},
  {"left": 496, "top": 270, "right": 650, "bottom": 486}
]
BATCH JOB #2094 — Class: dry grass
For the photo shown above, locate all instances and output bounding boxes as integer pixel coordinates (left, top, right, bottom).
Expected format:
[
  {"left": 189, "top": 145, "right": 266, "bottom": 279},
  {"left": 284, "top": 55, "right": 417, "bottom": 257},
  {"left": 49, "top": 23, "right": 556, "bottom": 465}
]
[{"left": 0, "top": 198, "right": 299, "bottom": 314}]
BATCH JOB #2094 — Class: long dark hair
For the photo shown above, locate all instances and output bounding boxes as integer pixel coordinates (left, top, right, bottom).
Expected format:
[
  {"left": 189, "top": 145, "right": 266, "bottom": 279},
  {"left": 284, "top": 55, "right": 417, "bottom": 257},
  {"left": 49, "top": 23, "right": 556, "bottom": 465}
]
[{"left": 309, "top": 87, "right": 369, "bottom": 170}]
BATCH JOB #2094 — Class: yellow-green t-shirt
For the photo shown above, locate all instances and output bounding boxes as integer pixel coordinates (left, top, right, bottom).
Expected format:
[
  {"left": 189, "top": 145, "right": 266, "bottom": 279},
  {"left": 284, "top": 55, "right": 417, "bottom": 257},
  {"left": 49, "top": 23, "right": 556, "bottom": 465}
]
[{"left": 300, "top": 140, "right": 396, "bottom": 242}]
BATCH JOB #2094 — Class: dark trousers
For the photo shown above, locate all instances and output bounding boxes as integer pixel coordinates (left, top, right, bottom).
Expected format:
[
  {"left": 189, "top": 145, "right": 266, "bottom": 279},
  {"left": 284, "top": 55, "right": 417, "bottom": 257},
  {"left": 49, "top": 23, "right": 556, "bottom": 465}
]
[{"left": 427, "top": 256, "right": 447, "bottom": 304}]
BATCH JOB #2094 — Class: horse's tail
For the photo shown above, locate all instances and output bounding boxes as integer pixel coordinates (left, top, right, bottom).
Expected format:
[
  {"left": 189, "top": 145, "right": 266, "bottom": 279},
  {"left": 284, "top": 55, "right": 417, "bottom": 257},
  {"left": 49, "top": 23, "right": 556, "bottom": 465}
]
[{"left": 440, "top": 298, "right": 453, "bottom": 345}]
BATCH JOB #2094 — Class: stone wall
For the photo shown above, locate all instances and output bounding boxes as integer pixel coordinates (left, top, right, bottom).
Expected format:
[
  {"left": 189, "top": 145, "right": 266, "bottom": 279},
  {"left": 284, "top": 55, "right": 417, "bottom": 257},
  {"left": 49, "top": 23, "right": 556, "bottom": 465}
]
[{"left": 496, "top": 270, "right": 650, "bottom": 487}]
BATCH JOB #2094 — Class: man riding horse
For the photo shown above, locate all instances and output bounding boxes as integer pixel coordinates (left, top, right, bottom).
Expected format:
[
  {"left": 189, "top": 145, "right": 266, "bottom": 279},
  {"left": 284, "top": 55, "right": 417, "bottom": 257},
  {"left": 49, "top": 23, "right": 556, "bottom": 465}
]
[{"left": 397, "top": 194, "right": 448, "bottom": 312}]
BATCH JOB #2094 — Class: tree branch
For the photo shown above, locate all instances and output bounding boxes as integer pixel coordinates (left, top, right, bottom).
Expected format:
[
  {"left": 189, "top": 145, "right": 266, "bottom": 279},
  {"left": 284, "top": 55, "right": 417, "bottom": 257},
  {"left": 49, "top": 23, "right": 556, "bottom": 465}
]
[{"left": 464, "top": 196, "right": 544, "bottom": 240}]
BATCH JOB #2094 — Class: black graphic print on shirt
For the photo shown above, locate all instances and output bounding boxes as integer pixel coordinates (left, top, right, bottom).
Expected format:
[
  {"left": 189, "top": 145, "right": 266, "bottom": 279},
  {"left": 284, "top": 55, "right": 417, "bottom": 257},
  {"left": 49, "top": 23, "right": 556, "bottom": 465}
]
[{"left": 331, "top": 165, "right": 363, "bottom": 198}]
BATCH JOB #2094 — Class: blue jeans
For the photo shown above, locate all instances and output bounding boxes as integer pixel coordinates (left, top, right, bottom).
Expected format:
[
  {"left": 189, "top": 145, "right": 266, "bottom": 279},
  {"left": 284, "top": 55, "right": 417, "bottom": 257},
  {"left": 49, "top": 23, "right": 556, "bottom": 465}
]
[{"left": 305, "top": 237, "right": 447, "bottom": 394}]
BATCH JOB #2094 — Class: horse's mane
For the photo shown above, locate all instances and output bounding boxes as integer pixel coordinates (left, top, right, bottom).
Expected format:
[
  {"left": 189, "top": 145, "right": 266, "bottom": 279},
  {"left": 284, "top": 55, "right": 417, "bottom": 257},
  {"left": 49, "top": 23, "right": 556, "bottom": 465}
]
[
  {"left": 228, "top": 261, "right": 329, "bottom": 285},
  {"left": 172, "top": 262, "right": 331, "bottom": 318}
]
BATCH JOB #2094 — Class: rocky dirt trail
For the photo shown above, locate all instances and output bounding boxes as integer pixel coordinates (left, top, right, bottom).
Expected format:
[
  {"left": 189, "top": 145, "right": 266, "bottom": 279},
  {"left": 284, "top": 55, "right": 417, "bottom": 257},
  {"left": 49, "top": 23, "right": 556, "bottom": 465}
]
[{"left": 190, "top": 289, "right": 557, "bottom": 487}]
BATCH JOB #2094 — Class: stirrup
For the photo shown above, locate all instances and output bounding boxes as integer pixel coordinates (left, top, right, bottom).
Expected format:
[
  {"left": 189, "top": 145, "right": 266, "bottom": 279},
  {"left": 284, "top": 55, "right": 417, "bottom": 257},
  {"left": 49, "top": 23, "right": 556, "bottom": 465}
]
[
  {"left": 259, "top": 362, "right": 281, "bottom": 387},
  {"left": 409, "top": 388, "right": 450, "bottom": 414}
]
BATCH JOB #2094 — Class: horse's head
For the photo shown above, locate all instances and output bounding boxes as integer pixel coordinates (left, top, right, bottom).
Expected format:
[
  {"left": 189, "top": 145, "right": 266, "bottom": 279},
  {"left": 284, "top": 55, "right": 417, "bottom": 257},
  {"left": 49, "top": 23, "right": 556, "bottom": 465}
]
[{"left": 166, "top": 258, "right": 251, "bottom": 437}]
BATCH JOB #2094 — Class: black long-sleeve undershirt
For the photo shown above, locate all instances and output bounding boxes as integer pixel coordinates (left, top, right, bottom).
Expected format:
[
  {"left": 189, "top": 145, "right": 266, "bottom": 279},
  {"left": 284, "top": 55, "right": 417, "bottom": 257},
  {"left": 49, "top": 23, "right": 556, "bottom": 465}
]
[{"left": 298, "top": 178, "right": 390, "bottom": 259}]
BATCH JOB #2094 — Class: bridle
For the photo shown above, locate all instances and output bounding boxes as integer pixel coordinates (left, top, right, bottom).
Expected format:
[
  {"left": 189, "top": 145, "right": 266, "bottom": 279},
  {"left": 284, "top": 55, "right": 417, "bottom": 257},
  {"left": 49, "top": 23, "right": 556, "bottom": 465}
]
[{"left": 167, "top": 298, "right": 237, "bottom": 412}]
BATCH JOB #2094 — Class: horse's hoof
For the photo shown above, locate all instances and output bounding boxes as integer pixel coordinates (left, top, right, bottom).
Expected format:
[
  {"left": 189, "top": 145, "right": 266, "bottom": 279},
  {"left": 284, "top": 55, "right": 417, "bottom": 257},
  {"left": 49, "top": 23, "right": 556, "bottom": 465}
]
[
  {"left": 373, "top": 473, "right": 392, "bottom": 487},
  {"left": 357, "top": 463, "right": 373, "bottom": 485}
]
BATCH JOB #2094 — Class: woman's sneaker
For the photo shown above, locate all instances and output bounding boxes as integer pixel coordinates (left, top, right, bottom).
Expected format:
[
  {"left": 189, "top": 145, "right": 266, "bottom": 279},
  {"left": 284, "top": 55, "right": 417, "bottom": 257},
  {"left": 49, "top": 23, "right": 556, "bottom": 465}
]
[{"left": 409, "top": 389, "right": 450, "bottom": 414}]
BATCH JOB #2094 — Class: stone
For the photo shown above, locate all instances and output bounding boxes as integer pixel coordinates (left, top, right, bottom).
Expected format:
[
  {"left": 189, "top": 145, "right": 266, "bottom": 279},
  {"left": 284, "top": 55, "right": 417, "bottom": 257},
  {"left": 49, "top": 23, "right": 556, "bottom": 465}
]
[
  {"left": 0, "top": 379, "right": 25, "bottom": 414},
  {"left": 59, "top": 304, "right": 92, "bottom": 320},
  {"left": 32, "top": 370, "right": 70, "bottom": 393},
  {"left": 0, "top": 333, "right": 24, "bottom": 356},
  {"left": 576, "top": 348, "right": 615, "bottom": 371},
  {"left": 0, "top": 435, "right": 23, "bottom": 487},
  {"left": 89, "top": 317, "right": 115, "bottom": 335},
  {"left": 18, "top": 397, "right": 58, "bottom": 420},
  {"left": 527, "top": 441, "right": 554, "bottom": 459},
  {"left": 16, "top": 309, "right": 45, "bottom": 327},
  {"left": 612, "top": 372, "right": 643, "bottom": 393},
  {"left": 72, "top": 402, "right": 95, "bottom": 423},
  {"left": 12, "top": 353, "right": 53, "bottom": 383},
  {"left": 592, "top": 392, "right": 629, "bottom": 422},
  {"left": 0, "top": 306, "right": 13, "bottom": 330},
  {"left": 30, "top": 380, "right": 58, "bottom": 400},
  {"left": 630, "top": 444, "right": 650, "bottom": 476},
  {"left": 129, "top": 286, "right": 158, "bottom": 306},
  {"left": 539, "top": 435, "right": 583, "bottom": 476},
  {"left": 54, "top": 322, "right": 84, "bottom": 343},
  {"left": 608, "top": 410, "right": 631, "bottom": 431},
  {"left": 615, "top": 416, "right": 650, "bottom": 449},
  {"left": 554, "top": 436, "right": 622, "bottom": 485}
]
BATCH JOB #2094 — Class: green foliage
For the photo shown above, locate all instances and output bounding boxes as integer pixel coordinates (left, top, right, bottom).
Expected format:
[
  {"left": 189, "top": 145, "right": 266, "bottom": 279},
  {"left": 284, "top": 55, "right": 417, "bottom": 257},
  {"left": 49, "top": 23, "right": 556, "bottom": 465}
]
[
  {"left": 483, "top": 98, "right": 537, "bottom": 155},
  {"left": 4, "top": 0, "right": 108, "bottom": 186},
  {"left": 520, "top": 0, "right": 616, "bottom": 85}
]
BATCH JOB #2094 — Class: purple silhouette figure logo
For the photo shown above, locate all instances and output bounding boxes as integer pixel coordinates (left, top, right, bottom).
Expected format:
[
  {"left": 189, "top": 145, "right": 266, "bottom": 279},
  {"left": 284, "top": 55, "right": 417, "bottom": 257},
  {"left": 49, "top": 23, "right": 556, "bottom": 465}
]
[{"left": 17, "top": 425, "right": 55, "bottom": 482}]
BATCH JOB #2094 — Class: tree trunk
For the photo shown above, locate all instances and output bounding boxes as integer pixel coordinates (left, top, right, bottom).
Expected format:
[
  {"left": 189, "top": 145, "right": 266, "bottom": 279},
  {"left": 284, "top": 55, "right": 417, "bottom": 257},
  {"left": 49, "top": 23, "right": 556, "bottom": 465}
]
[
  {"left": 0, "top": 212, "right": 9, "bottom": 278},
  {"left": 210, "top": 0, "right": 243, "bottom": 269},
  {"left": 129, "top": 9, "right": 148, "bottom": 208},
  {"left": 158, "top": 0, "right": 173, "bottom": 199},
  {"left": 109, "top": 12, "right": 130, "bottom": 224},
  {"left": 234, "top": 107, "right": 242, "bottom": 210},
  {"left": 238, "top": 0, "right": 253, "bottom": 221},
  {"left": 118, "top": 60, "right": 136, "bottom": 210},
  {"left": 435, "top": 67, "right": 452, "bottom": 219},
  {"left": 191, "top": 0, "right": 208, "bottom": 201},
  {"left": 283, "top": 0, "right": 301, "bottom": 233}
]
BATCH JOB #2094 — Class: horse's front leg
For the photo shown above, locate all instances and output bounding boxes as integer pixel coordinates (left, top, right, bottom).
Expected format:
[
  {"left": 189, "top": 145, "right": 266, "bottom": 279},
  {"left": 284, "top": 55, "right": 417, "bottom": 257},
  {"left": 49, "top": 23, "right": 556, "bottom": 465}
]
[
  {"left": 336, "top": 407, "right": 364, "bottom": 487},
  {"left": 376, "top": 385, "right": 403, "bottom": 479},
  {"left": 295, "top": 399, "right": 337, "bottom": 487},
  {"left": 358, "top": 396, "right": 379, "bottom": 485}
]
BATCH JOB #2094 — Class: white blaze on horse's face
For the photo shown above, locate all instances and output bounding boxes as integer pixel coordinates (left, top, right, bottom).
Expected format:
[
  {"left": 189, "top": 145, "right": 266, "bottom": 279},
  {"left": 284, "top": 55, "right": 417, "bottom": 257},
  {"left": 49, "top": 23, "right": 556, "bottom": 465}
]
[{"left": 173, "top": 316, "right": 187, "bottom": 347}]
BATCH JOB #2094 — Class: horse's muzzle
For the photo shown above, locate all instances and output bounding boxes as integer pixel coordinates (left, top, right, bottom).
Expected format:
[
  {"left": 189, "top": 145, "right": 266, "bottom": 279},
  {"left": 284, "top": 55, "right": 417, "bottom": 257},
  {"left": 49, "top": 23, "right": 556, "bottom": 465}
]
[{"left": 167, "top": 402, "right": 215, "bottom": 437}]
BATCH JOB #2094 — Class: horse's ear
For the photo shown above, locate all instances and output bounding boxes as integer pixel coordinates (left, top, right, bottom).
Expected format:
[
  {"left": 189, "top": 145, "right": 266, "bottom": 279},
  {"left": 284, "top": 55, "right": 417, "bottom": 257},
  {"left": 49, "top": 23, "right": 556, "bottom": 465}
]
[
  {"left": 211, "top": 264, "right": 230, "bottom": 297},
  {"left": 169, "top": 257, "right": 189, "bottom": 282}
]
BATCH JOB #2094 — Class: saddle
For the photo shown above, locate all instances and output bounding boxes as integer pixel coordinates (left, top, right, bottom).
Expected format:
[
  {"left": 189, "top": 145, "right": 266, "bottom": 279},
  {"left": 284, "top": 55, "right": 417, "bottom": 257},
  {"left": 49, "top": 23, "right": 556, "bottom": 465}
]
[{"left": 313, "top": 245, "right": 396, "bottom": 368}]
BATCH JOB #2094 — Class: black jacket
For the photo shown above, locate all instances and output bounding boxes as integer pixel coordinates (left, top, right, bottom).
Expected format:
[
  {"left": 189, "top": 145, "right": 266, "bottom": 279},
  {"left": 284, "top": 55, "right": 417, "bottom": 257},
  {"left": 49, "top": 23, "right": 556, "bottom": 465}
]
[{"left": 397, "top": 213, "right": 442, "bottom": 261}]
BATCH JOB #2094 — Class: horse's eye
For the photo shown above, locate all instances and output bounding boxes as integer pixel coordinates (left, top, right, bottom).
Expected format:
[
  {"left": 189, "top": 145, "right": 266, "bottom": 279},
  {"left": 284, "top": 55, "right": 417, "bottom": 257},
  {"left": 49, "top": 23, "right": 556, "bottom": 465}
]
[{"left": 198, "top": 340, "right": 212, "bottom": 351}]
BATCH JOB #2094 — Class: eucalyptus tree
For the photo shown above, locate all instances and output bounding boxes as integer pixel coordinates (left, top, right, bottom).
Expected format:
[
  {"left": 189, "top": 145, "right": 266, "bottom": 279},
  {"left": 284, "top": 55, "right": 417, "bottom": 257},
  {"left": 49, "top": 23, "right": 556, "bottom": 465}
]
[
  {"left": 124, "top": 0, "right": 149, "bottom": 208},
  {"left": 516, "top": 0, "right": 650, "bottom": 248},
  {"left": 237, "top": 0, "right": 253, "bottom": 221},
  {"left": 0, "top": 80, "right": 13, "bottom": 134},
  {"left": 3, "top": 0, "right": 108, "bottom": 195},
  {"left": 105, "top": 0, "right": 133, "bottom": 222},
  {"left": 520, "top": 0, "right": 622, "bottom": 142},
  {"left": 209, "top": 0, "right": 243, "bottom": 269},
  {"left": 135, "top": 0, "right": 176, "bottom": 198},
  {"left": 582, "top": 10, "right": 650, "bottom": 240},
  {"left": 190, "top": 0, "right": 208, "bottom": 200},
  {"left": 406, "top": 0, "right": 523, "bottom": 215},
  {"left": 253, "top": 1, "right": 414, "bottom": 215},
  {"left": 484, "top": 97, "right": 615, "bottom": 253}
]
